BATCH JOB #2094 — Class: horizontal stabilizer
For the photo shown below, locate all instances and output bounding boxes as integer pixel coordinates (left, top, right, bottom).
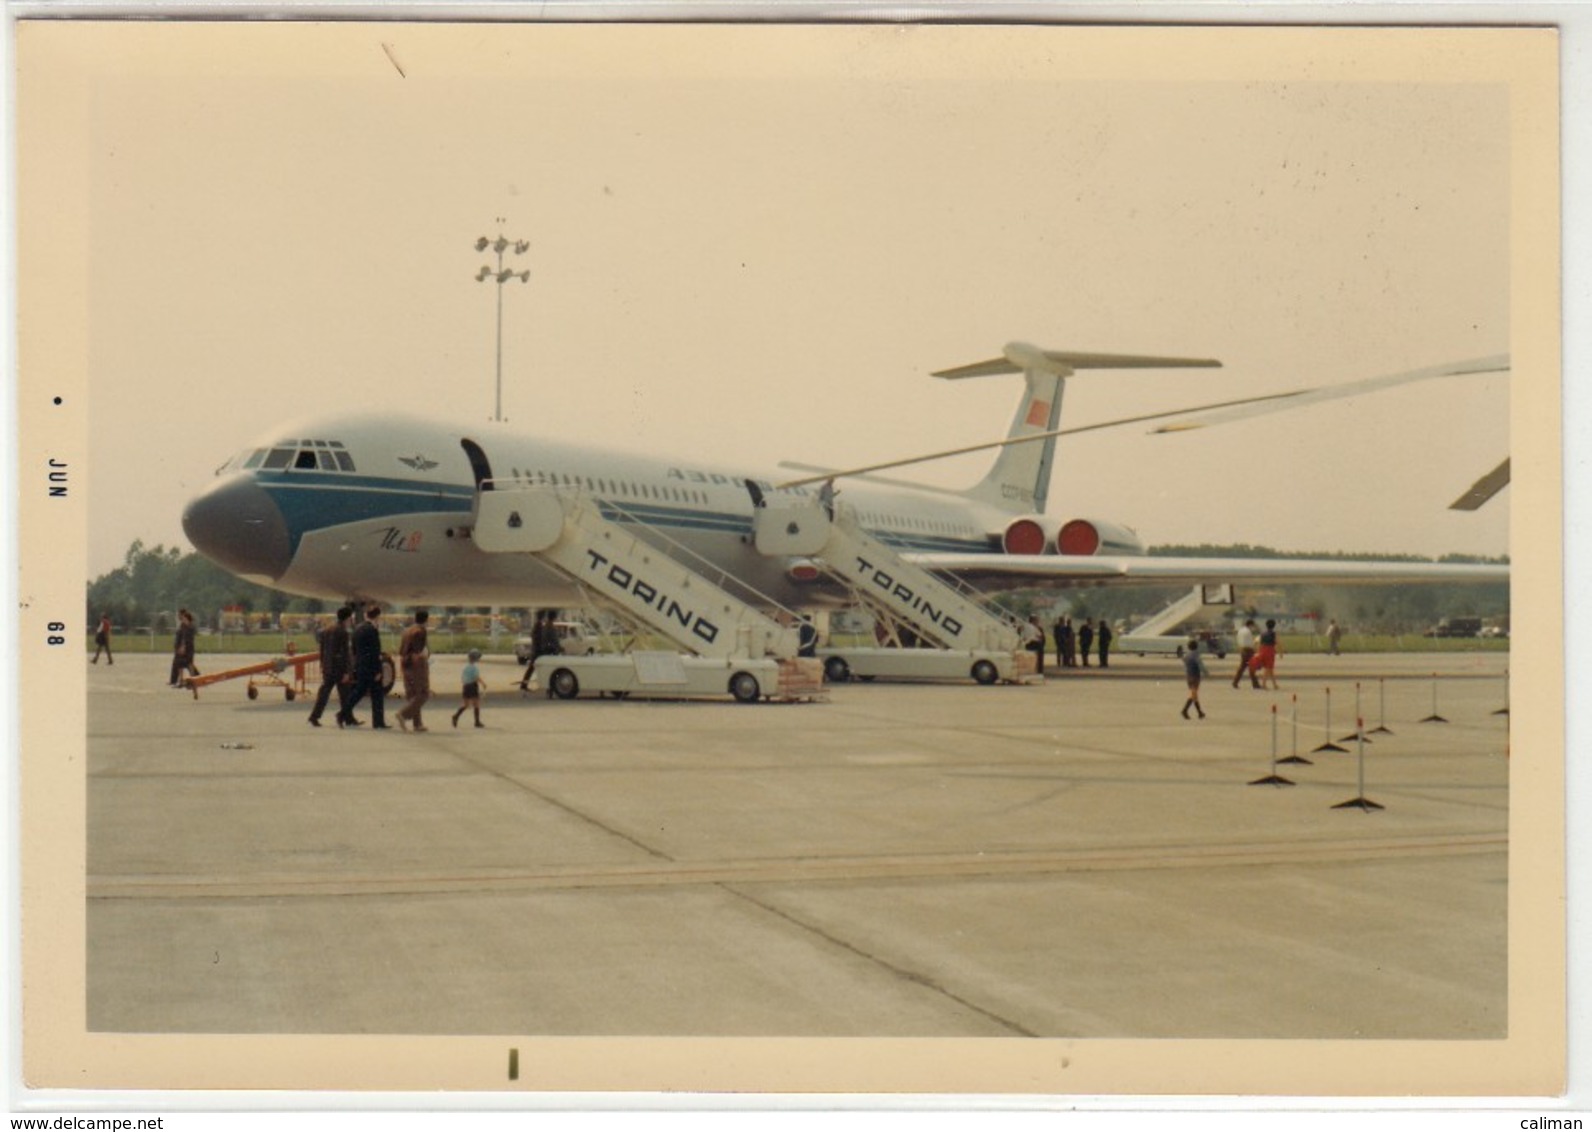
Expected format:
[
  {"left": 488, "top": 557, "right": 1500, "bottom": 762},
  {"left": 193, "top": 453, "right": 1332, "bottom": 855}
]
[
  {"left": 934, "top": 342, "right": 1222, "bottom": 380},
  {"left": 1449, "top": 458, "right": 1511, "bottom": 511}
]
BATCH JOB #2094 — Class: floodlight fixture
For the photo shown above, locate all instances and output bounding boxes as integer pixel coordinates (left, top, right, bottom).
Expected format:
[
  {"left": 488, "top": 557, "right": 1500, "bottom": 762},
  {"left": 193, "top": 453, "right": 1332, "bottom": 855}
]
[{"left": 474, "top": 225, "right": 533, "bottom": 422}]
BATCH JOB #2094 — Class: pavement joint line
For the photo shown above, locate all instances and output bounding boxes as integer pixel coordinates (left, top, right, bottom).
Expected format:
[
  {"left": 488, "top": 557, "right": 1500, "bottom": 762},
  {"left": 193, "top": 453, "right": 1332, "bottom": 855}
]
[
  {"left": 87, "top": 831, "right": 1505, "bottom": 900},
  {"left": 718, "top": 883, "right": 1038, "bottom": 1038},
  {"left": 435, "top": 743, "right": 678, "bottom": 864}
]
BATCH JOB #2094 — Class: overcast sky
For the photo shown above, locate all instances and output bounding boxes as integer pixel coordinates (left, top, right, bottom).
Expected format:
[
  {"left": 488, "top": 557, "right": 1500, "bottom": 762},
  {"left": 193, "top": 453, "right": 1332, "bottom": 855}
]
[{"left": 17, "top": 23, "right": 1537, "bottom": 577}]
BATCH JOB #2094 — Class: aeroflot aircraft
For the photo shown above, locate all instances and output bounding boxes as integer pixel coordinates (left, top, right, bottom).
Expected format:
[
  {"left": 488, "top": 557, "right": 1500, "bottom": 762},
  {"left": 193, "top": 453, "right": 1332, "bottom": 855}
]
[{"left": 181, "top": 343, "right": 1509, "bottom": 610}]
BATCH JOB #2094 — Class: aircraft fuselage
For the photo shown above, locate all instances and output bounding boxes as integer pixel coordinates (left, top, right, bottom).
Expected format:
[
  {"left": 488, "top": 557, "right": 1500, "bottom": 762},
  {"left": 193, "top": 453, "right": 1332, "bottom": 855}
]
[{"left": 182, "top": 411, "right": 1004, "bottom": 610}]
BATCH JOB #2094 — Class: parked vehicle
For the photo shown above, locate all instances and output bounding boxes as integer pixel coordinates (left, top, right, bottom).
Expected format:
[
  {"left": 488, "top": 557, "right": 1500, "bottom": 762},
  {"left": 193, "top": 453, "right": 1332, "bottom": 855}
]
[
  {"left": 513, "top": 620, "right": 602, "bottom": 663},
  {"left": 1120, "top": 628, "right": 1229, "bottom": 659},
  {"left": 1423, "top": 617, "right": 1483, "bottom": 639}
]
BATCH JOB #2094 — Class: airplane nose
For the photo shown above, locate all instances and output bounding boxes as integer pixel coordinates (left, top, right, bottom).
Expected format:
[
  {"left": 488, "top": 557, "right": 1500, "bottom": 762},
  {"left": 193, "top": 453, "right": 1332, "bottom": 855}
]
[{"left": 182, "top": 475, "right": 293, "bottom": 581}]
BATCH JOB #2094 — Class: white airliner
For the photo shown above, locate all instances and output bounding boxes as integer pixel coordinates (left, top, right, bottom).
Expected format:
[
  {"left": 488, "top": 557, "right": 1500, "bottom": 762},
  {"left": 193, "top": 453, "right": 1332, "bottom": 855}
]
[{"left": 180, "top": 343, "right": 1509, "bottom": 611}]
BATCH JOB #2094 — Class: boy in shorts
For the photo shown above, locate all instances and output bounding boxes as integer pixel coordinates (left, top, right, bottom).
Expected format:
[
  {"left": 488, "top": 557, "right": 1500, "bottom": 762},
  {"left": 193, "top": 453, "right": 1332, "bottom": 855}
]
[{"left": 452, "top": 649, "right": 487, "bottom": 729}]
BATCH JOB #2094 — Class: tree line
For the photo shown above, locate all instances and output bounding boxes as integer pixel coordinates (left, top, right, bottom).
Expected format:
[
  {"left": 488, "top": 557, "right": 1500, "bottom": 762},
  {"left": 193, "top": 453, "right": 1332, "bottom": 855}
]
[
  {"left": 85, "top": 541, "right": 305, "bottom": 633},
  {"left": 88, "top": 539, "right": 1508, "bottom": 637}
]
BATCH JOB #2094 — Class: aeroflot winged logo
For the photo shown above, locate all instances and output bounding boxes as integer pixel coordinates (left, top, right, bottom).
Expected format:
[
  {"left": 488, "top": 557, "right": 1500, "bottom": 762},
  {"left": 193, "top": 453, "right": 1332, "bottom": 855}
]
[{"left": 397, "top": 454, "right": 440, "bottom": 472}]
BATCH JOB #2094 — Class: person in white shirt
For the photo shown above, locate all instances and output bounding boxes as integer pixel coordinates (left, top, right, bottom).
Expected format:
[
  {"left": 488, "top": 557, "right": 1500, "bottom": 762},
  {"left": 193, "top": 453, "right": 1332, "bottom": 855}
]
[{"left": 1232, "top": 618, "right": 1261, "bottom": 689}]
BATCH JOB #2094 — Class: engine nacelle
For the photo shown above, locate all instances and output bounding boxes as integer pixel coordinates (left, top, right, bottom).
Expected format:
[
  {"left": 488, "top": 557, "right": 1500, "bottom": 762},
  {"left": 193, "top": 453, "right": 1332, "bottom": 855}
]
[
  {"left": 1055, "top": 517, "right": 1145, "bottom": 557},
  {"left": 1001, "top": 514, "right": 1067, "bottom": 555},
  {"left": 1002, "top": 515, "right": 1146, "bottom": 555}
]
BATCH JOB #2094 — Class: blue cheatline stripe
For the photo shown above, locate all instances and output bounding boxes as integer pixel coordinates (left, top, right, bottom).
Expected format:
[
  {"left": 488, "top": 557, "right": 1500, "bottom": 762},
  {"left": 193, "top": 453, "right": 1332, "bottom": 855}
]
[
  {"left": 257, "top": 470, "right": 477, "bottom": 499},
  {"left": 260, "top": 476, "right": 992, "bottom": 560}
]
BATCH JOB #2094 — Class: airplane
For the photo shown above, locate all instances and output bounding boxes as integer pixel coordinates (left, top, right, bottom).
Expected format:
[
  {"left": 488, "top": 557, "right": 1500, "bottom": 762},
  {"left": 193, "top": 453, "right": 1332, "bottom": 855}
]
[{"left": 180, "top": 342, "right": 1509, "bottom": 615}]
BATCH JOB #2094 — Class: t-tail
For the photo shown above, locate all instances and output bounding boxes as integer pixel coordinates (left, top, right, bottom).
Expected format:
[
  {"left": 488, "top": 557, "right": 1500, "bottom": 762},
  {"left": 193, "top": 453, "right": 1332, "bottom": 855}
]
[{"left": 934, "top": 342, "right": 1222, "bottom": 516}]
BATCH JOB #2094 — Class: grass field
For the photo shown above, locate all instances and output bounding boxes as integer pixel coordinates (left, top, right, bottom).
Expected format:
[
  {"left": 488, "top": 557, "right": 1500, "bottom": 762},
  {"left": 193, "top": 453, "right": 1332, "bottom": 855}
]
[
  {"left": 89, "top": 630, "right": 525, "bottom": 658},
  {"left": 89, "top": 629, "right": 1509, "bottom": 658}
]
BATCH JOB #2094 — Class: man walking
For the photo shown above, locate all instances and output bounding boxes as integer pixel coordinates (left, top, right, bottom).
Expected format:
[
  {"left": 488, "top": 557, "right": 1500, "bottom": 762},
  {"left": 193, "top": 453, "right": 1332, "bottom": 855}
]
[
  {"left": 308, "top": 606, "right": 354, "bottom": 727},
  {"left": 1233, "top": 618, "right": 1261, "bottom": 689},
  {"left": 395, "top": 610, "right": 433, "bottom": 732},
  {"left": 344, "top": 605, "right": 390, "bottom": 729}
]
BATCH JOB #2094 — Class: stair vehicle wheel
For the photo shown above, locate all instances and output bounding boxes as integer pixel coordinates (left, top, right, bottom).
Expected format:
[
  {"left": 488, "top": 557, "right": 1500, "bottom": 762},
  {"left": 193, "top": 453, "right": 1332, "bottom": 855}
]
[
  {"left": 729, "top": 671, "right": 761, "bottom": 704},
  {"left": 285, "top": 688, "right": 296, "bottom": 702},
  {"left": 971, "top": 659, "right": 999, "bottom": 686},
  {"left": 380, "top": 655, "right": 397, "bottom": 695},
  {"left": 550, "top": 668, "right": 580, "bottom": 700},
  {"left": 823, "top": 656, "right": 851, "bottom": 684},
  {"left": 247, "top": 685, "right": 258, "bottom": 700}
]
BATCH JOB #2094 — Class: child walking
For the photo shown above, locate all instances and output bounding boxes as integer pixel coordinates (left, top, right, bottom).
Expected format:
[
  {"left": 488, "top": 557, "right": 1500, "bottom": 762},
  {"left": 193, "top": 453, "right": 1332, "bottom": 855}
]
[{"left": 452, "top": 649, "right": 487, "bottom": 729}]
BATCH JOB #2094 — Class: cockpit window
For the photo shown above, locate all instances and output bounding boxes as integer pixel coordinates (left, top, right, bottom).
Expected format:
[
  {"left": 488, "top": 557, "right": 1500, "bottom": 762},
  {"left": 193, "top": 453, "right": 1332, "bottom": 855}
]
[{"left": 250, "top": 439, "right": 356, "bottom": 473}]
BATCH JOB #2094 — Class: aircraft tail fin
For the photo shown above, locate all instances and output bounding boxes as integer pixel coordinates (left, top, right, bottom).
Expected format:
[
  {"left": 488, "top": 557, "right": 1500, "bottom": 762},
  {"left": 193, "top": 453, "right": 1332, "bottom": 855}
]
[{"left": 938, "top": 343, "right": 1220, "bottom": 515}]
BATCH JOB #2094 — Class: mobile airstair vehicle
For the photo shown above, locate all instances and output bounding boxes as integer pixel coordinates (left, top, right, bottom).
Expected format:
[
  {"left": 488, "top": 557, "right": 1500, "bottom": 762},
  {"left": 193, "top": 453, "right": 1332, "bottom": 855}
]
[
  {"left": 1118, "top": 584, "right": 1233, "bottom": 658},
  {"left": 470, "top": 482, "right": 823, "bottom": 703},
  {"left": 748, "top": 488, "right": 1037, "bottom": 686}
]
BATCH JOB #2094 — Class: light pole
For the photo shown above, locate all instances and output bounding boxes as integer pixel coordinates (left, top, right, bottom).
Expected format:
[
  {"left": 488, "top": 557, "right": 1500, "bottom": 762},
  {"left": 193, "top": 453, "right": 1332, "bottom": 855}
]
[{"left": 474, "top": 222, "right": 530, "bottom": 422}]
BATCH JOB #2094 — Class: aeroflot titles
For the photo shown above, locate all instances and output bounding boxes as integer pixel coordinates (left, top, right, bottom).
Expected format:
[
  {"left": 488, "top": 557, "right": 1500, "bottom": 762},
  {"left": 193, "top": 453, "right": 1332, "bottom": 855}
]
[
  {"left": 851, "top": 555, "right": 965, "bottom": 639},
  {"left": 581, "top": 548, "right": 720, "bottom": 645}
]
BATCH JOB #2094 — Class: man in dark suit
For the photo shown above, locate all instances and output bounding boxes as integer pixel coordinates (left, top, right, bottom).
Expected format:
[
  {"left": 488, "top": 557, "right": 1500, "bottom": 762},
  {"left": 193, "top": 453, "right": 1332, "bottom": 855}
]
[
  {"left": 342, "top": 604, "right": 390, "bottom": 729},
  {"left": 308, "top": 606, "right": 353, "bottom": 727}
]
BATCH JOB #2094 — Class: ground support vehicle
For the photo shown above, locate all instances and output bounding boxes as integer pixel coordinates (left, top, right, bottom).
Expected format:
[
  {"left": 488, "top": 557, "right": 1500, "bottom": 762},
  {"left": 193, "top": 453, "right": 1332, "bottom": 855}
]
[
  {"left": 535, "top": 652, "right": 824, "bottom": 703},
  {"left": 817, "top": 646, "right": 1035, "bottom": 685},
  {"left": 751, "top": 492, "right": 1034, "bottom": 686},
  {"left": 1119, "top": 630, "right": 1229, "bottom": 659},
  {"left": 471, "top": 484, "right": 808, "bottom": 704}
]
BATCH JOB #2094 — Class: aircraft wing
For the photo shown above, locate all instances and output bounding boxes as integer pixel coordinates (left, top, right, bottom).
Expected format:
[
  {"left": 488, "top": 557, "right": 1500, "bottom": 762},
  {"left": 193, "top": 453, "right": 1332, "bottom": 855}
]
[{"left": 907, "top": 553, "right": 1509, "bottom": 590}]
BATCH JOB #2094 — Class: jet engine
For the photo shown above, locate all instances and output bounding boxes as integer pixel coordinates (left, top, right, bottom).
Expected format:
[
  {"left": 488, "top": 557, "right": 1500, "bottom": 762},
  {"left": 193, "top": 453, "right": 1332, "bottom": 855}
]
[
  {"left": 1000, "top": 515, "right": 1067, "bottom": 555},
  {"left": 1055, "top": 518, "right": 1145, "bottom": 556},
  {"left": 1000, "top": 515, "right": 1145, "bottom": 556}
]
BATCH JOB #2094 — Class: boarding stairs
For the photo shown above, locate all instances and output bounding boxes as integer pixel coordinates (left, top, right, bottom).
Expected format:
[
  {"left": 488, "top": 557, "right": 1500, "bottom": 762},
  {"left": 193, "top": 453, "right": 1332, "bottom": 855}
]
[
  {"left": 1119, "top": 584, "right": 1237, "bottom": 656},
  {"left": 1130, "top": 586, "right": 1209, "bottom": 640},
  {"left": 469, "top": 482, "right": 821, "bottom": 700},
  {"left": 751, "top": 491, "right": 1034, "bottom": 681}
]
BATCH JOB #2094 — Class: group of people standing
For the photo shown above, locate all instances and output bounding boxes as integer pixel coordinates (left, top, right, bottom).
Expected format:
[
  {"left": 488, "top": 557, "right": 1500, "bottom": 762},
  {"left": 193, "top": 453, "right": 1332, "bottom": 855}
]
[{"left": 1043, "top": 615, "right": 1113, "bottom": 670}]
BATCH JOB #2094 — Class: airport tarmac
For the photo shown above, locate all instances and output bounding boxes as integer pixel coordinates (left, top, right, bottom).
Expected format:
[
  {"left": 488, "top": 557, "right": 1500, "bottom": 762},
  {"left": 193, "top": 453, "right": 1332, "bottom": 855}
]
[{"left": 86, "top": 650, "right": 1509, "bottom": 1044}]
